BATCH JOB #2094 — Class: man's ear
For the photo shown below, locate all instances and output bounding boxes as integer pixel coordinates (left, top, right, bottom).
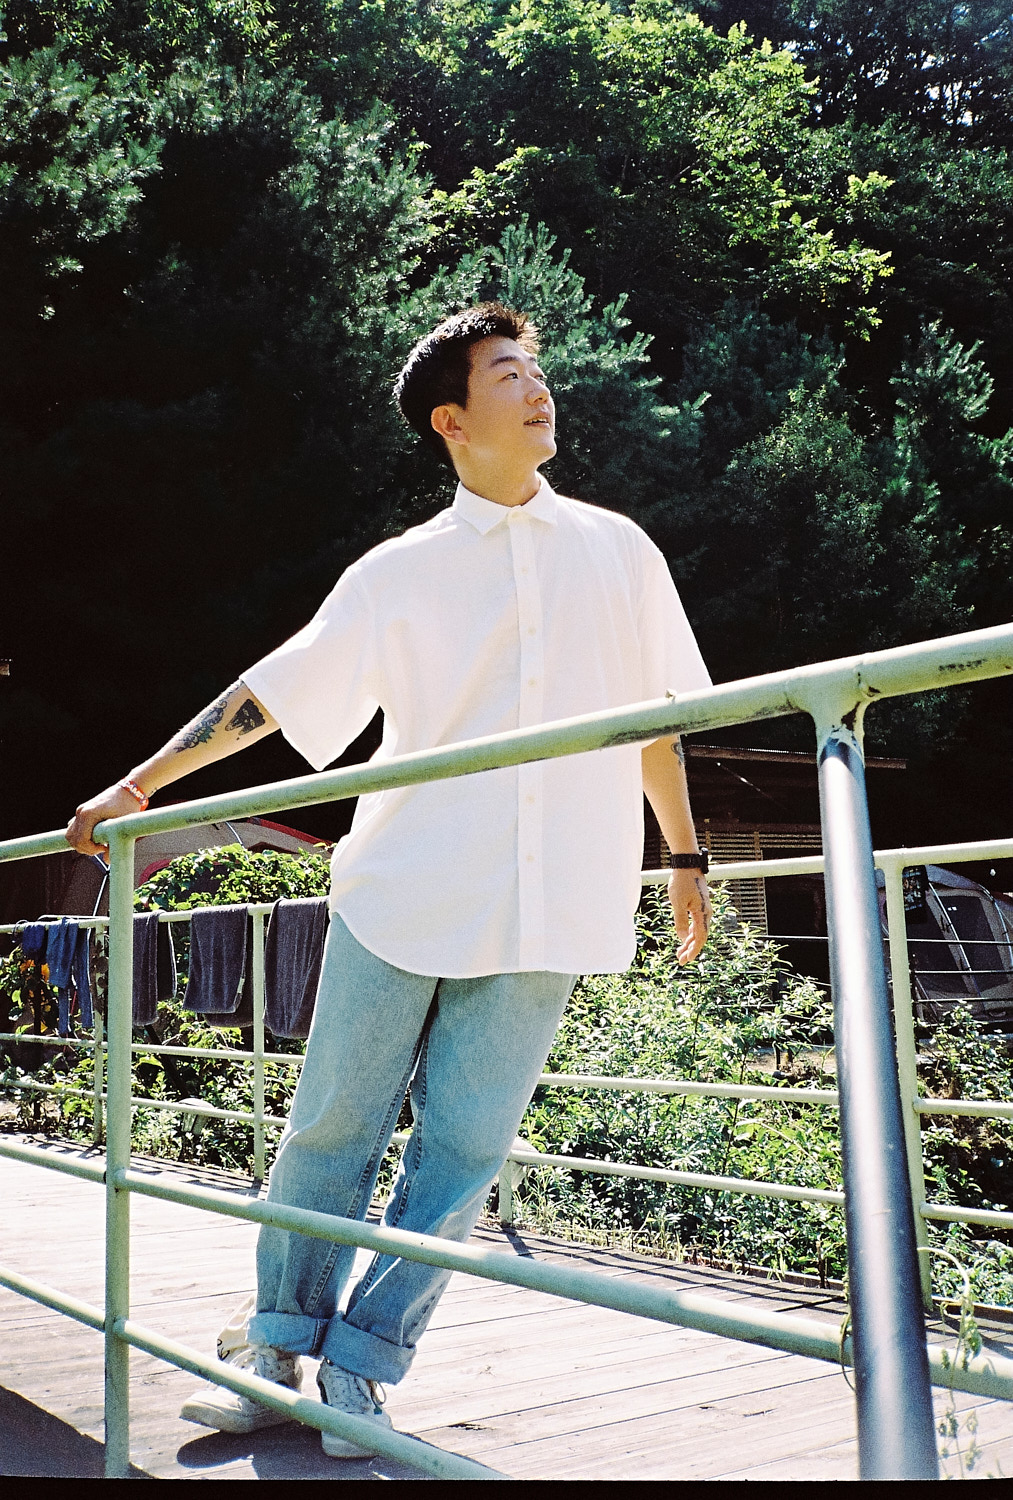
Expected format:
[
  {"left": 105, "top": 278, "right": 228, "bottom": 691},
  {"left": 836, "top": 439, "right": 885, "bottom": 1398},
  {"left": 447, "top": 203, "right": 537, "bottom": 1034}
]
[{"left": 431, "top": 404, "right": 467, "bottom": 449}]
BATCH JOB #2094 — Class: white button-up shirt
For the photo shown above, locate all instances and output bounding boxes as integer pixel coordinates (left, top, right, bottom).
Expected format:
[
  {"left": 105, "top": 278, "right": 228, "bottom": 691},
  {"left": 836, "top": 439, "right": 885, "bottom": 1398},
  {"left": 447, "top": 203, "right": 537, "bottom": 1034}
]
[{"left": 243, "top": 479, "right": 710, "bottom": 976}]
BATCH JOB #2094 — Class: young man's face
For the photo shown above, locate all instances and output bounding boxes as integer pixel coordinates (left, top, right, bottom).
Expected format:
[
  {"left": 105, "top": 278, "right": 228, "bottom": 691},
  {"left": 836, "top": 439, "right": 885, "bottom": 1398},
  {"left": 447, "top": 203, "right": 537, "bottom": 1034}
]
[{"left": 444, "top": 336, "right": 556, "bottom": 470}]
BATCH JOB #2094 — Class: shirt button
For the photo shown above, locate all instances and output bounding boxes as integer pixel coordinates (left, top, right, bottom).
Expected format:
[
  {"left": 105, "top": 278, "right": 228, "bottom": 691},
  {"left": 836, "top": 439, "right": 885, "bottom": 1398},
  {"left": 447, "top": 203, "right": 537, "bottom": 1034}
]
[
  {"left": 521, "top": 565, "right": 529, "bottom": 574},
  {"left": 526, "top": 854, "right": 535, "bottom": 863},
  {"left": 528, "top": 677, "right": 537, "bottom": 687},
  {"left": 526, "top": 795, "right": 535, "bottom": 805},
  {"left": 527, "top": 626, "right": 537, "bottom": 636}
]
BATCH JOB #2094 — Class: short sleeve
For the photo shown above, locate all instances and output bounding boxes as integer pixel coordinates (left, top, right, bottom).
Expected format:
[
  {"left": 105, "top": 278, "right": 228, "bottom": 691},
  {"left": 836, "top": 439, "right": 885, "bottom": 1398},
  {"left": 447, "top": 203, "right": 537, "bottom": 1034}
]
[
  {"left": 241, "top": 567, "right": 380, "bottom": 771},
  {"left": 637, "top": 536, "right": 711, "bottom": 700}
]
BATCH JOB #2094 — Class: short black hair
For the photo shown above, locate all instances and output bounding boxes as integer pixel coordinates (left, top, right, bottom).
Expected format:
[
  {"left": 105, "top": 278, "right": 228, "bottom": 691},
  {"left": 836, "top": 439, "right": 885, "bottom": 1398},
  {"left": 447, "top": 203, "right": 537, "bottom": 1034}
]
[{"left": 394, "top": 301, "right": 540, "bottom": 468}]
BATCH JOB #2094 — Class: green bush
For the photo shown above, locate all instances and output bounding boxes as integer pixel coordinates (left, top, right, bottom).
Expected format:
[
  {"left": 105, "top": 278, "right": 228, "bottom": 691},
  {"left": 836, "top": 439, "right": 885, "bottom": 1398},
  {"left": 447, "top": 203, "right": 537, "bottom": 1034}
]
[
  {"left": 3, "top": 851, "right": 1011, "bottom": 1301},
  {"left": 520, "top": 886, "right": 848, "bottom": 1283}
]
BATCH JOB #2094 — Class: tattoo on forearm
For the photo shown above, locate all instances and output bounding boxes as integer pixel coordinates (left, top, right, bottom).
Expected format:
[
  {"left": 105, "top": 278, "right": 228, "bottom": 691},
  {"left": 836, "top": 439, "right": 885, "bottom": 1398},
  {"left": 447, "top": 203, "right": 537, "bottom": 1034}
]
[
  {"left": 226, "top": 698, "right": 266, "bottom": 737},
  {"left": 171, "top": 682, "right": 241, "bottom": 752},
  {"left": 671, "top": 737, "right": 686, "bottom": 767}
]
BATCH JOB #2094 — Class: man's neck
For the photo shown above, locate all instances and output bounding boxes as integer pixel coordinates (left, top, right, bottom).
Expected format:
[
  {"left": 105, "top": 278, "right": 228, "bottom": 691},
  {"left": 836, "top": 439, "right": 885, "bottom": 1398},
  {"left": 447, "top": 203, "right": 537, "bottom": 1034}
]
[{"left": 453, "top": 462, "right": 544, "bottom": 508}]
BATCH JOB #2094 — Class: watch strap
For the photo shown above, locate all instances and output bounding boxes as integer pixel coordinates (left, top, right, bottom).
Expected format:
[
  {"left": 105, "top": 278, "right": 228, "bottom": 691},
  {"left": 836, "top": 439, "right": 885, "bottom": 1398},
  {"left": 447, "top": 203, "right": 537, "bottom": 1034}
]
[{"left": 671, "top": 851, "right": 709, "bottom": 874}]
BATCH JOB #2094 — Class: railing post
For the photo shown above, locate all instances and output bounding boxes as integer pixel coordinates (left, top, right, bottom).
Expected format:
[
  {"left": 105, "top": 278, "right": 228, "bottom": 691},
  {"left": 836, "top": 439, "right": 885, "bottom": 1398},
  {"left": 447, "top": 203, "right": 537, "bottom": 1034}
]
[
  {"left": 92, "top": 1005, "right": 105, "bottom": 1147},
  {"left": 104, "top": 829, "right": 134, "bottom": 1478},
  {"left": 881, "top": 859, "right": 933, "bottom": 1309},
  {"left": 497, "top": 1161, "right": 518, "bottom": 1227},
  {"left": 252, "top": 909, "right": 266, "bottom": 1183},
  {"left": 812, "top": 692, "right": 938, "bottom": 1481}
]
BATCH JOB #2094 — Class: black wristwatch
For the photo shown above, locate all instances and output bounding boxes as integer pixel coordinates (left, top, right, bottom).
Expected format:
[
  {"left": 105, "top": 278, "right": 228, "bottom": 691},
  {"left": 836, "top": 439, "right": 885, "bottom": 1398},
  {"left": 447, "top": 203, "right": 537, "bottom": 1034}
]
[{"left": 671, "top": 851, "right": 709, "bottom": 874}]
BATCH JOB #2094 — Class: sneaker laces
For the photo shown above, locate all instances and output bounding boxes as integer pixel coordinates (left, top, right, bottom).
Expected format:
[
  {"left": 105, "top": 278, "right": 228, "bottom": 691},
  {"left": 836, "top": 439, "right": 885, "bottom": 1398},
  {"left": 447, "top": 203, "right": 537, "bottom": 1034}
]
[
  {"left": 252, "top": 1346, "right": 298, "bottom": 1384},
  {"left": 321, "top": 1363, "right": 387, "bottom": 1414}
]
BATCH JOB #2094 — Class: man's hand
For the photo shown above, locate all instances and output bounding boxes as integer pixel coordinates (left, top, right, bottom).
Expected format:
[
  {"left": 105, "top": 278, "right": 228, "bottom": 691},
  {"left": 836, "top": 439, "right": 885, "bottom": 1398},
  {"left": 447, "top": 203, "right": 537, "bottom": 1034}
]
[
  {"left": 667, "top": 866, "right": 712, "bottom": 966},
  {"left": 66, "top": 782, "right": 145, "bottom": 859}
]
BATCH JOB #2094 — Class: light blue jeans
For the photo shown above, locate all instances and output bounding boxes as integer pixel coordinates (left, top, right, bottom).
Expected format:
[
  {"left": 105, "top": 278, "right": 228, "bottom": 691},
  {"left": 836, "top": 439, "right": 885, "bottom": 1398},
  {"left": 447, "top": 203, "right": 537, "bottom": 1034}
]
[{"left": 248, "top": 914, "right": 575, "bottom": 1383}]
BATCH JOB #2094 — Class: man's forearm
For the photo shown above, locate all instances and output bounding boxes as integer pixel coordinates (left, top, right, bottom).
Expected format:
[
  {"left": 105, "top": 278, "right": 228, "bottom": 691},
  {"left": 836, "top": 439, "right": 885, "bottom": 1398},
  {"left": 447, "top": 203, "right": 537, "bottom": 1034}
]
[
  {"left": 66, "top": 680, "right": 278, "bottom": 856},
  {"left": 131, "top": 680, "right": 278, "bottom": 795},
  {"left": 641, "top": 734, "right": 701, "bottom": 857},
  {"left": 642, "top": 734, "right": 711, "bottom": 965}
]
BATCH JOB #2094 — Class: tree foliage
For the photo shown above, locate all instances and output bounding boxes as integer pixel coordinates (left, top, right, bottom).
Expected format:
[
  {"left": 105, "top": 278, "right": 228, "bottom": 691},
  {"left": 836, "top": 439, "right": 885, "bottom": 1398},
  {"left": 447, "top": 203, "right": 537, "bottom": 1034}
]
[{"left": 1, "top": 1, "right": 1011, "bottom": 844}]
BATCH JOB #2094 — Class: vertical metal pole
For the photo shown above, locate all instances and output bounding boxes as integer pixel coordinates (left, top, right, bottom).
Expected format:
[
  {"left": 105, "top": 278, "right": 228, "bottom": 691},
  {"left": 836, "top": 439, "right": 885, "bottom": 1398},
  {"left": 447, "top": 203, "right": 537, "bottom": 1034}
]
[
  {"left": 92, "top": 1005, "right": 105, "bottom": 1147},
  {"left": 814, "top": 699, "right": 938, "bottom": 1480},
  {"left": 104, "top": 830, "right": 134, "bottom": 1478},
  {"left": 252, "top": 910, "right": 266, "bottom": 1183},
  {"left": 498, "top": 1160, "right": 517, "bottom": 1227},
  {"left": 882, "top": 860, "right": 933, "bottom": 1309}
]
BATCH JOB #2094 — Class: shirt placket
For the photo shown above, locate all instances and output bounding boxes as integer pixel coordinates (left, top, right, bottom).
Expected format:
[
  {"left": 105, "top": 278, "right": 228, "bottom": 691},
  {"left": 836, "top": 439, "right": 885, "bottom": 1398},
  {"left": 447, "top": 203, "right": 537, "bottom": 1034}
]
[{"left": 509, "top": 509, "right": 545, "bottom": 970}]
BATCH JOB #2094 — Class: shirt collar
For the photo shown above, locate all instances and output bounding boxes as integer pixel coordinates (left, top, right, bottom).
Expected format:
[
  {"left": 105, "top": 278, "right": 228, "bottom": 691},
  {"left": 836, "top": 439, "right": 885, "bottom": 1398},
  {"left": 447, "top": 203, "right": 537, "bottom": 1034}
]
[{"left": 453, "top": 475, "right": 559, "bottom": 534}]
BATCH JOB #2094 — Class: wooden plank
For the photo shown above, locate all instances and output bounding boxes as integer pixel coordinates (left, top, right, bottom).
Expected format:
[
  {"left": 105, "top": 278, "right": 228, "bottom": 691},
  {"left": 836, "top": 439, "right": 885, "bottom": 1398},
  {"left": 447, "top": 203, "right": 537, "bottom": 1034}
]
[{"left": 4, "top": 1137, "right": 1013, "bottom": 1482}]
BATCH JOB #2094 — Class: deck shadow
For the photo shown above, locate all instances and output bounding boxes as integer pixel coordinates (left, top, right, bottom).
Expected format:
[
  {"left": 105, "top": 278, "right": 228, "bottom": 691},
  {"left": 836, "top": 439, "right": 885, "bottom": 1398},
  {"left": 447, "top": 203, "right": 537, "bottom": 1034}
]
[
  {"left": 175, "top": 1421, "right": 438, "bottom": 1481},
  {"left": 0, "top": 1386, "right": 150, "bottom": 1478}
]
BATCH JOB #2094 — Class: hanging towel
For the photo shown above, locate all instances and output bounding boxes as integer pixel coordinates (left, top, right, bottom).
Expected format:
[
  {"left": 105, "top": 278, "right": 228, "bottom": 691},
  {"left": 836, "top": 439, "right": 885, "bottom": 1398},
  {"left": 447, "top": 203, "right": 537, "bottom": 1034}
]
[
  {"left": 133, "top": 913, "right": 177, "bottom": 1026},
  {"left": 187, "top": 905, "right": 253, "bottom": 1027},
  {"left": 20, "top": 924, "right": 46, "bottom": 959},
  {"left": 45, "top": 919, "right": 79, "bottom": 1036},
  {"left": 73, "top": 927, "right": 93, "bottom": 1030},
  {"left": 264, "top": 897, "right": 328, "bottom": 1039}
]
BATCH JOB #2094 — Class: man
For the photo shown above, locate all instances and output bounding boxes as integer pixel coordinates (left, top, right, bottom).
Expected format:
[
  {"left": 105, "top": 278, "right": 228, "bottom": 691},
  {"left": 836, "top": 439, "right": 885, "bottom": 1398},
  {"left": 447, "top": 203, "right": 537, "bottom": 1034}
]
[{"left": 67, "top": 302, "right": 712, "bottom": 1457}]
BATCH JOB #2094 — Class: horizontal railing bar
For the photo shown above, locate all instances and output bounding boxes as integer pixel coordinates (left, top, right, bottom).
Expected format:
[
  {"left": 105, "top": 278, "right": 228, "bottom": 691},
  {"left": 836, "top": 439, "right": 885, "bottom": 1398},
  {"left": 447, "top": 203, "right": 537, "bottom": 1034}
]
[
  {"left": 535, "top": 1074, "right": 839, "bottom": 1105},
  {"left": 922, "top": 1202, "right": 1013, "bottom": 1231},
  {"left": 0, "top": 1033, "right": 97, "bottom": 1048},
  {"left": 114, "top": 1167, "right": 1013, "bottom": 1401},
  {"left": 914, "top": 1097, "right": 1013, "bottom": 1120},
  {"left": 115, "top": 1166, "right": 855, "bottom": 1348},
  {"left": 113, "top": 1319, "right": 505, "bottom": 1480},
  {"left": 0, "top": 1265, "right": 106, "bottom": 1332},
  {"left": 0, "top": 917, "right": 110, "bottom": 934},
  {"left": 0, "top": 1034, "right": 305, "bottom": 1066},
  {"left": 1, "top": 623, "right": 1008, "bottom": 865},
  {"left": 0, "top": 905, "right": 278, "bottom": 933},
  {"left": 643, "top": 858, "right": 826, "bottom": 883},
  {"left": 0, "top": 1078, "right": 289, "bottom": 1127},
  {"left": 0, "top": 1080, "right": 96, "bottom": 1102},
  {"left": 125, "top": 1043, "right": 306, "bottom": 1066},
  {"left": 877, "top": 838, "right": 1013, "bottom": 870},
  {"left": 507, "top": 1147, "right": 843, "bottom": 1204},
  {"left": 0, "top": 1136, "right": 106, "bottom": 1182}
]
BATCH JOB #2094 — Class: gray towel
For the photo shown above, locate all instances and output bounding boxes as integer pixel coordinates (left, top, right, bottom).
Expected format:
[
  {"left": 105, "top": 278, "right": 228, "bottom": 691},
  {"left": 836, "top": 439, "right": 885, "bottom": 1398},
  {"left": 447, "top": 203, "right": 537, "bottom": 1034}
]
[
  {"left": 133, "top": 913, "right": 177, "bottom": 1026},
  {"left": 264, "top": 898, "right": 328, "bottom": 1038},
  {"left": 187, "top": 905, "right": 253, "bottom": 1027}
]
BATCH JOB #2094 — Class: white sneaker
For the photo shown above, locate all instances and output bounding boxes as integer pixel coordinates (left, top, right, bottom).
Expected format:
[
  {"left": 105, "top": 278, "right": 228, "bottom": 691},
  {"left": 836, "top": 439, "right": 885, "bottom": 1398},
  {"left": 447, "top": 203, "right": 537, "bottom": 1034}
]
[
  {"left": 317, "top": 1359, "right": 393, "bottom": 1458},
  {"left": 180, "top": 1344, "right": 303, "bottom": 1433}
]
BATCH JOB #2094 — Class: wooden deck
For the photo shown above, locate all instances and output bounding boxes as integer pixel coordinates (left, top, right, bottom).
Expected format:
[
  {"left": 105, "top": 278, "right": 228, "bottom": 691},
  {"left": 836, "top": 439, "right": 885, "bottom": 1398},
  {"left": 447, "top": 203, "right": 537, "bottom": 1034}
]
[{"left": 2, "top": 1134, "right": 1011, "bottom": 1481}]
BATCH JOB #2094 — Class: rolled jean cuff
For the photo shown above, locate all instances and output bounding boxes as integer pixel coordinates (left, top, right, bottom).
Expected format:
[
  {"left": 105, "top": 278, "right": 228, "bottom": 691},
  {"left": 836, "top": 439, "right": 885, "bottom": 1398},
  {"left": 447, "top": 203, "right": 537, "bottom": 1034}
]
[
  {"left": 248, "top": 1311, "right": 328, "bottom": 1356},
  {"left": 321, "top": 1315, "right": 415, "bottom": 1384}
]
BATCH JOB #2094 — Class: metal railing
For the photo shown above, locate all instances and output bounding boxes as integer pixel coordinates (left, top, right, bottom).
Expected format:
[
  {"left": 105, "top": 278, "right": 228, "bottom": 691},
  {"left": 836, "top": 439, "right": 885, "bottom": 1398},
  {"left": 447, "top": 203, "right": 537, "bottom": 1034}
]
[
  {"left": 5, "top": 846, "right": 1011, "bottom": 1242},
  {"left": 2, "top": 622, "right": 1013, "bottom": 1479}
]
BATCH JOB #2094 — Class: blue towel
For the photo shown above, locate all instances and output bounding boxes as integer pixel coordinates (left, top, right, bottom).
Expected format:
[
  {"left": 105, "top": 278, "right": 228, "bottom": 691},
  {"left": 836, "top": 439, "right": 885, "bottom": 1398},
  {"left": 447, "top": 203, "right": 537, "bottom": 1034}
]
[
  {"left": 73, "top": 928, "right": 93, "bottom": 1030},
  {"left": 20, "top": 924, "right": 46, "bottom": 959},
  {"left": 264, "top": 898, "right": 328, "bottom": 1038},
  {"left": 45, "top": 919, "right": 79, "bottom": 1036}
]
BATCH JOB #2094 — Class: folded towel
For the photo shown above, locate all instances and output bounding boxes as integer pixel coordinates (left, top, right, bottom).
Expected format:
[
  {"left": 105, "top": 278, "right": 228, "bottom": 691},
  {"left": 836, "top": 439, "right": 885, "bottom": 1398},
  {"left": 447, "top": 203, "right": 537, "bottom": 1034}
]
[
  {"left": 187, "top": 905, "right": 253, "bottom": 1027},
  {"left": 133, "top": 913, "right": 177, "bottom": 1026},
  {"left": 264, "top": 898, "right": 329, "bottom": 1038}
]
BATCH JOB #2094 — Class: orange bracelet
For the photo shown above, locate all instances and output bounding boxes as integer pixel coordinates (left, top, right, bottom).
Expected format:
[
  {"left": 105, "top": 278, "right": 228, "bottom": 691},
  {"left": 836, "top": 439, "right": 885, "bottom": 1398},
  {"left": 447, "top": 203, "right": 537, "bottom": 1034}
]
[{"left": 118, "top": 778, "right": 149, "bottom": 811}]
